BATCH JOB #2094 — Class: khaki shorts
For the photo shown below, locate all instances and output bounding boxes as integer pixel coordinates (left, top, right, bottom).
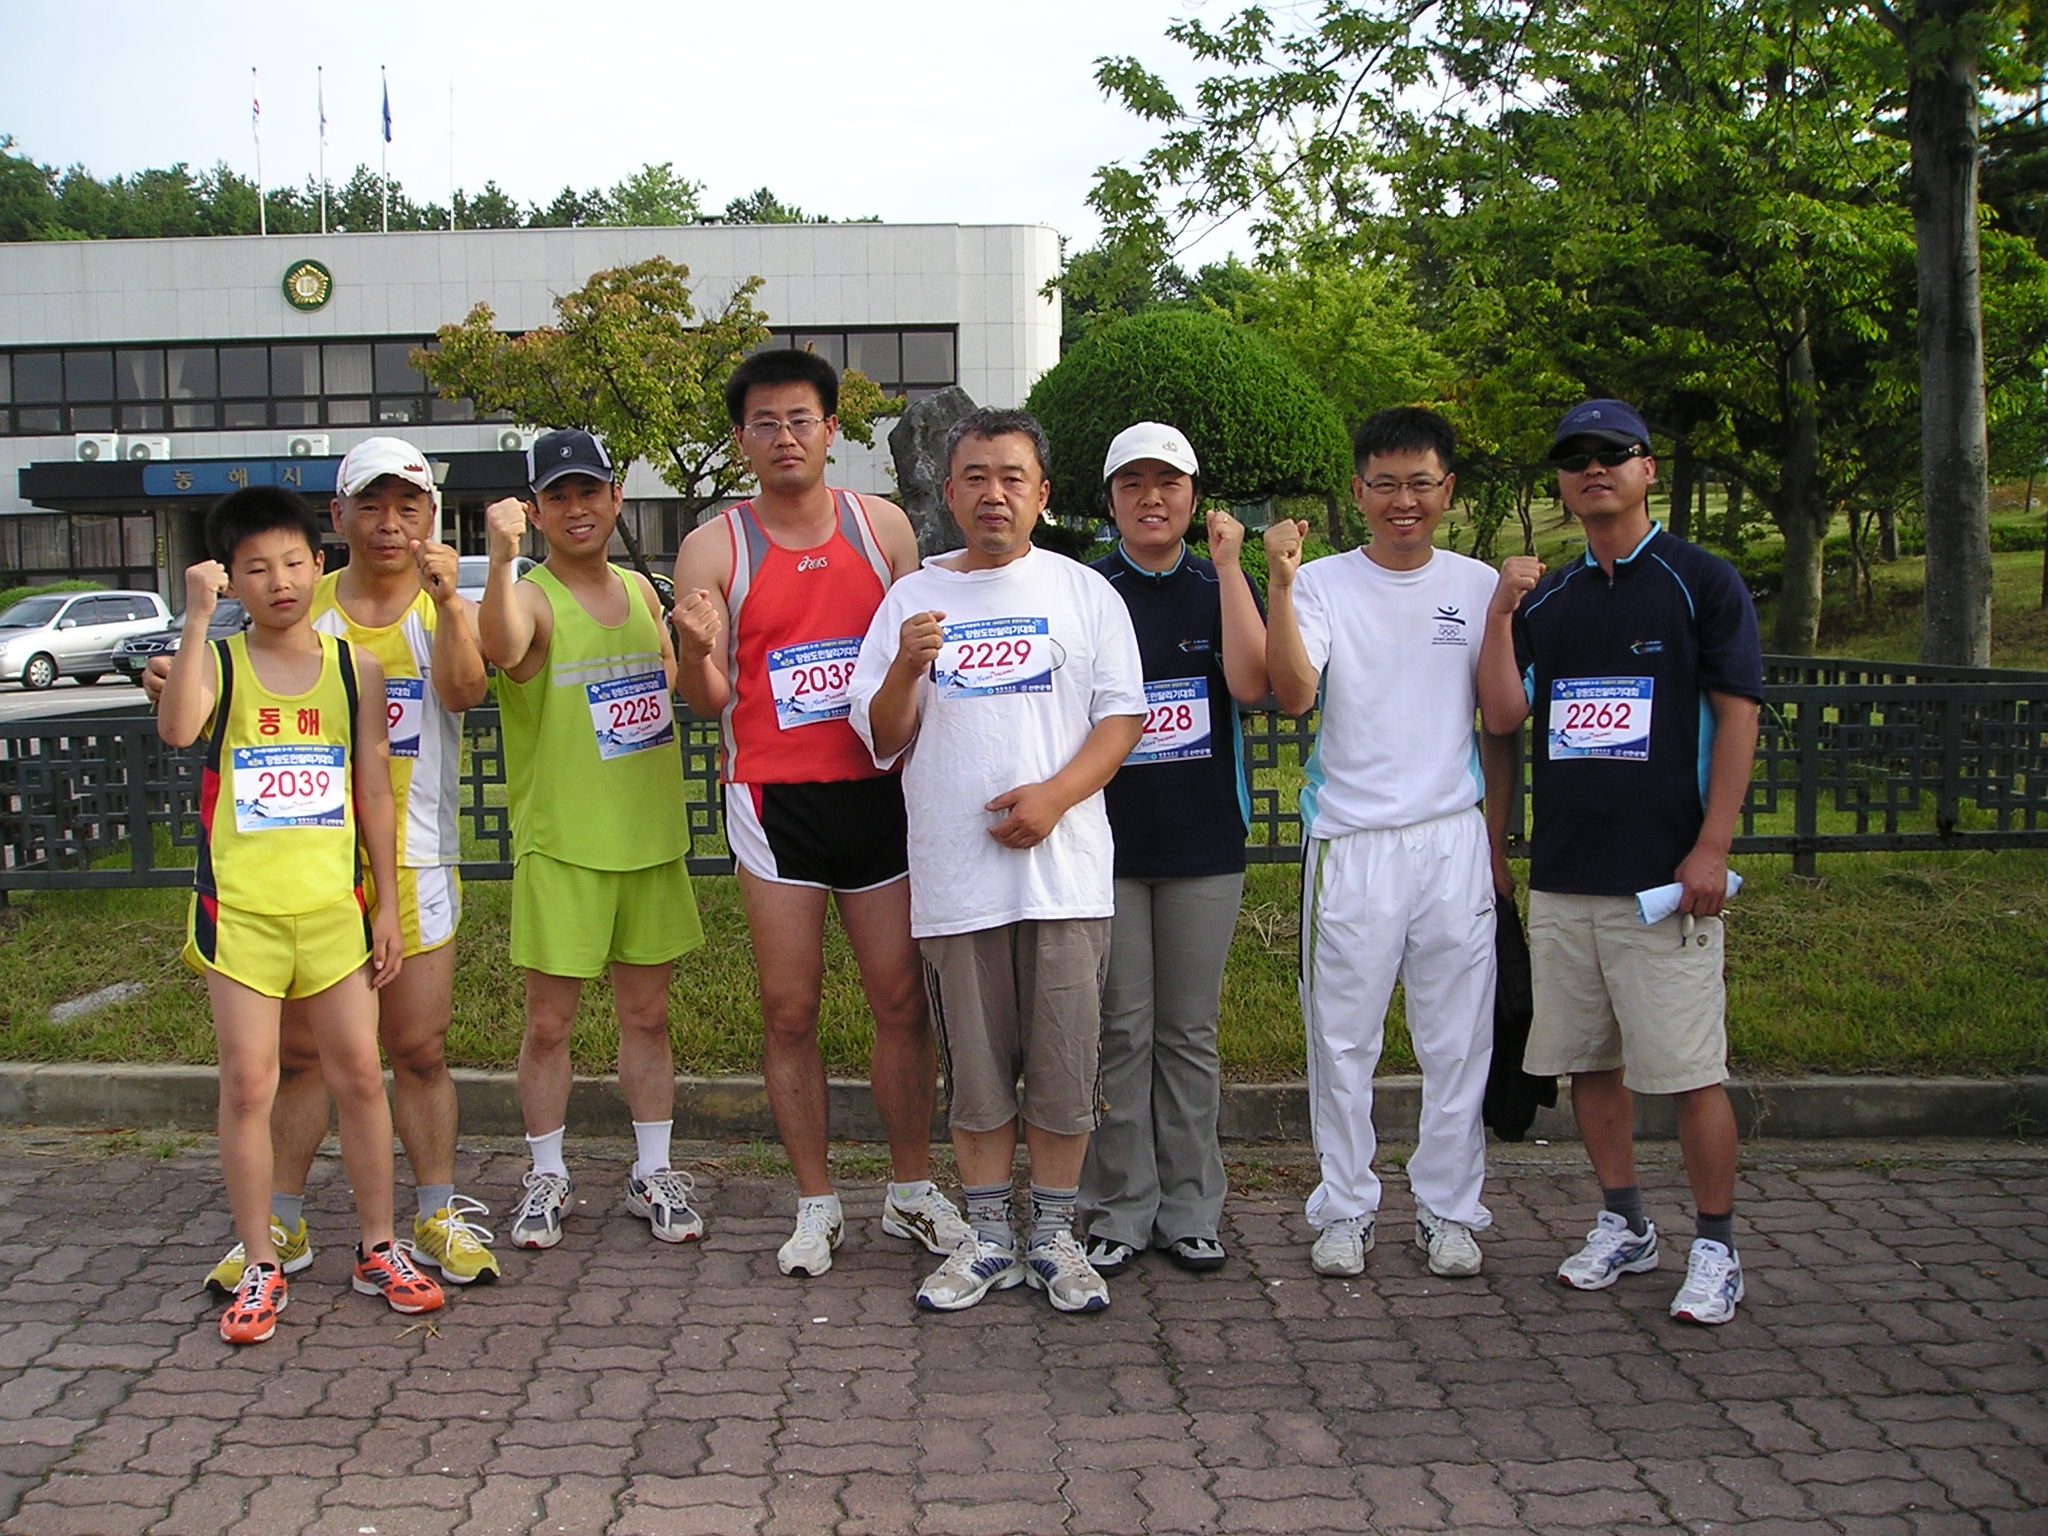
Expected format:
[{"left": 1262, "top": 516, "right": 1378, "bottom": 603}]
[
  {"left": 510, "top": 852, "right": 705, "bottom": 979},
  {"left": 921, "top": 919, "right": 1111, "bottom": 1136},
  {"left": 1525, "top": 890, "right": 1728, "bottom": 1095},
  {"left": 184, "top": 892, "right": 371, "bottom": 1001},
  {"left": 362, "top": 863, "right": 461, "bottom": 958}
]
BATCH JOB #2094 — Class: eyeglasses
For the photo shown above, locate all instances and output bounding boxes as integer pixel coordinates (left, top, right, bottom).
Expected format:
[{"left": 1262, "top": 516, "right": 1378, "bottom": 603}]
[
  {"left": 1553, "top": 444, "right": 1647, "bottom": 474},
  {"left": 1359, "top": 475, "right": 1449, "bottom": 498},
  {"left": 739, "top": 415, "right": 826, "bottom": 443}
]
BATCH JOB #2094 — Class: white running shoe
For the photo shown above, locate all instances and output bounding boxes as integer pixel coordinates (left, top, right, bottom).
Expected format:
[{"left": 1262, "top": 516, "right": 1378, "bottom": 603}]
[
  {"left": 1557, "top": 1211, "right": 1661, "bottom": 1290},
  {"left": 1310, "top": 1215, "right": 1375, "bottom": 1277},
  {"left": 1024, "top": 1230, "right": 1110, "bottom": 1313},
  {"left": 1670, "top": 1238, "right": 1744, "bottom": 1325},
  {"left": 510, "top": 1172, "right": 572, "bottom": 1250},
  {"left": 1415, "top": 1208, "right": 1483, "bottom": 1278},
  {"left": 777, "top": 1200, "right": 845, "bottom": 1277},
  {"left": 914, "top": 1234, "right": 1024, "bottom": 1312},
  {"left": 880, "top": 1186, "right": 973, "bottom": 1255},
  {"left": 625, "top": 1168, "right": 705, "bottom": 1244}
]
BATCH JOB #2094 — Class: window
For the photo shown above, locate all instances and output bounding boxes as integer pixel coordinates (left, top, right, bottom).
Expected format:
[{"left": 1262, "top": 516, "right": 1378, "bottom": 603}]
[
  {"left": 766, "top": 327, "right": 958, "bottom": 399},
  {"left": 218, "top": 346, "right": 267, "bottom": 397},
  {"left": 116, "top": 349, "right": 165, "bottom": 401},
  {"left": 374, "top": 342, "right": 425, "bottom": 393},
  {"left": 14, "top": 353, "right": 61, "bottom": 403},
  {"left": 65, "top": 351, "right": 114, "bottom": 401}
]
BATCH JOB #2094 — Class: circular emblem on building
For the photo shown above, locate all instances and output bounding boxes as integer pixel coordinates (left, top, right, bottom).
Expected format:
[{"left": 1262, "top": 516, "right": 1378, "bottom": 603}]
[{"left": 282, "top": 259, "right": 334, "bottom": 312}]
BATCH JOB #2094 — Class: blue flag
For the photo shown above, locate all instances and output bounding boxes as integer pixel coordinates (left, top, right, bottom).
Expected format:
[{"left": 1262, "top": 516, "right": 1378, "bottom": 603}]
[{"left": 382, "top": 77, "right": 392, "bottom": 143}]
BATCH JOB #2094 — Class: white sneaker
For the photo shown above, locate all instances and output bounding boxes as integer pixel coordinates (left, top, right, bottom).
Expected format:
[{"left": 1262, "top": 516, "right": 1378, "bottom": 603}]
[
  {"left": 625, "top": 1168, "right": 705, "bottom": 1244},
  {"left": 1023, "top": 1230, "right": 1110, "bottom": 1313},
  {"left": 510, "top": 1172, "right": 572, "bottom": 1250},
  {"left": 1670, "top": 1239, "right": 1744, "bottom": 1325},
  {"left": 1415, "top": 1208, "right": 1483, "bottom": 1278},
  {"left": 1557, "top": 1211, "right": 1661, "bottom": 1290},
  {"left": 880, "top": 1186, "right": 974, "bottom": 1255},
  {"left": 1310, "top": 1215, "right": 1375, "bottom": 1277},
  {"left": 914, "top": 1234, "right": 1024, "bottom": 1312},
  {"left": 777, "top": 1199, "right": 844, "bottom": 1277}
]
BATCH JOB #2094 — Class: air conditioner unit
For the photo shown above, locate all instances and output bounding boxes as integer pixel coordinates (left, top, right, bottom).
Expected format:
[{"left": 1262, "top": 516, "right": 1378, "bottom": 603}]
[
  {"left": 498, "top": 428, "right": 535, "bottom": 453},
  {"left": 286, "top": 434, "right": 331, "bottom": 458},
  {"left": 74, "top": 433, "right": 120, "bottom": 462},
  {"left": 126, "top": 437, "right": 172, "bottom": 461}
]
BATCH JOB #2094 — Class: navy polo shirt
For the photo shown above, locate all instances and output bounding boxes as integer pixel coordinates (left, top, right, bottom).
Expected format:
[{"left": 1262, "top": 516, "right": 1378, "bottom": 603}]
[
  {"left": 1093, "top": 546, "right": 1260, "bottom": 879},
  {"left": 1512, "top": 524, "right": 1763, "bottom": 897}
]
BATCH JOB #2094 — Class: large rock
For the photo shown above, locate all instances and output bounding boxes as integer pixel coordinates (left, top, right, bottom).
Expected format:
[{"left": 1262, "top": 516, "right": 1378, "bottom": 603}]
[{"left": 888, "top": 387, "right": 977, "bottom": 556}]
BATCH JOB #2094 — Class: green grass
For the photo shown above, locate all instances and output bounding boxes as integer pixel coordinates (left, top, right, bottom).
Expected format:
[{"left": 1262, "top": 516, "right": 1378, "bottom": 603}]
[{"left": 4, "top": 849, "right": 2045, "bottom": 1079}]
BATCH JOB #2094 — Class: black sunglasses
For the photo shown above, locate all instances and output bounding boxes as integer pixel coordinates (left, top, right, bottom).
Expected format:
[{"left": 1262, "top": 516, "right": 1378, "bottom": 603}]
[{"left": 1553, "top": 444, "right": 1647, "bottom": 473}]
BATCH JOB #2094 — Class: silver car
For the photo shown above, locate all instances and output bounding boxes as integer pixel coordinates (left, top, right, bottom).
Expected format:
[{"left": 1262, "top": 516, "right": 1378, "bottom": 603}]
[{"left": 0, "top": 589, "right": 172, "bottom": 690}]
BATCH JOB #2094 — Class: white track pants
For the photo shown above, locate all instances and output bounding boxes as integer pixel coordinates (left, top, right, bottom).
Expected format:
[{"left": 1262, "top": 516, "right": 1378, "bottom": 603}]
[{"left": 1301, "top": 808, "right": 1497, "bottom": 1230}]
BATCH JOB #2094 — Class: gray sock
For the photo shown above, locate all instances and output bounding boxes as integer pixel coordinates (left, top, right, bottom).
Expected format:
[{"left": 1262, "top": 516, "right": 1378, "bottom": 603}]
[
  {"left": 417, "top": 1183, "right": 455, "bottom": 1223},
  {"left": 1029, "top": 1184, "right": 1078, "bottom": 1248},
  {"left": 270, "top": 1192, "right": 305, "bottom": 1228},
  {"left": 963, "top": 1183, "right": 1013, "bottom": 1248},
  {"left": 1602, "top": 1185, "right": 1648, "bottom": 1237},
  {"left": 1695, "top": 1210, "right": 1735, "bottom": 1250}
]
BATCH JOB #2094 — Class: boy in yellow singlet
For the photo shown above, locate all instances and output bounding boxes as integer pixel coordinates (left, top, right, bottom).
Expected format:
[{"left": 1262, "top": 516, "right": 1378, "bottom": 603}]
[
  {"left": 480, "top": 429, "right": 707, "bottom": 1252},
  {"left": 159, "top": 486, "right": 444, "bottom": 1345}
]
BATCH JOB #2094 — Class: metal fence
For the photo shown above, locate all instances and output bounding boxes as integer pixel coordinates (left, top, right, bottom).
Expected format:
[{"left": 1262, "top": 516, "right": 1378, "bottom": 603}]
[{"left": 5, "top": 656, "right": 2047, "bottom": 892}]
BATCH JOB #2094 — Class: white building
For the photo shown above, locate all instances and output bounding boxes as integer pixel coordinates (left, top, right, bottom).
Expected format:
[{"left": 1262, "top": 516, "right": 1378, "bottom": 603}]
[{"left": 0, "top": 222, "right": 1061, "bottom": 594}]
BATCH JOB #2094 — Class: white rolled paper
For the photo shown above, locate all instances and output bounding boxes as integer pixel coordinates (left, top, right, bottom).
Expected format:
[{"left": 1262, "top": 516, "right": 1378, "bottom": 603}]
[{"left": 1635, "top": 870, "right": 1744, "bottom": 926}]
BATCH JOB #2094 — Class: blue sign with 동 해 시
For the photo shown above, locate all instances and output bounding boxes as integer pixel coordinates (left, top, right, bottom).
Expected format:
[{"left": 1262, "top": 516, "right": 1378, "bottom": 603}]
[{"left": 142, "top": 461, "right": 339, "bottom": 497}]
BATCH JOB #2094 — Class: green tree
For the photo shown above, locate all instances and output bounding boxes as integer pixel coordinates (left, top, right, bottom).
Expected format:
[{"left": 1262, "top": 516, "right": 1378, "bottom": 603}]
[
  {"left": 416, "top": 257, "right": 898, "bottom": 528},
  {"left": 601, "top": 162, "right": 703, "bottom": 225},
  {"left": 454, "top": 180, "right": 523, "bottom": 230},
  {"left": 0, "top": 138, "right": 60, "bottom": 240},
  {"left": 1023, "top": 306, "right": 1352, "bottom": 532}
]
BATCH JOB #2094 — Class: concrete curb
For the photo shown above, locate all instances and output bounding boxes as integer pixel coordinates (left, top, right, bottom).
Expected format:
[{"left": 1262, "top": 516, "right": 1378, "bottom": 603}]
[{"left": 2, "top": 1063, "right": 2043, "bottom": 1143}]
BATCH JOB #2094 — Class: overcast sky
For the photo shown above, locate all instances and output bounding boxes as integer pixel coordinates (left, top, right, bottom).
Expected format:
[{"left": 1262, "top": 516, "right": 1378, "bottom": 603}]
[{"left": 1, "top": 0, "right": 1241, "bottom": 255}]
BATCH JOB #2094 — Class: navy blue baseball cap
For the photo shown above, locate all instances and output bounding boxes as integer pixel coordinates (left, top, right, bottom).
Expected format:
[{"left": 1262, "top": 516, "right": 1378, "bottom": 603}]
[
  {"left": 527, "top": 428, "right": 615, "bottom": 491},
  {"left": 1547, "top": 399, "right": 1651, "bottom": 461}
]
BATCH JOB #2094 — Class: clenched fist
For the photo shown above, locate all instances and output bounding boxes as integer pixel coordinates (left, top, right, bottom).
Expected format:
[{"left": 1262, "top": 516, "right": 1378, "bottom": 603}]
[
  {"left": 412, "top": 538, "right": 461, "bottom": 607},
  {"left": 1263, "top": 519, "right": 1310, "bottom": 588},
  {"left": 484, "top": 498, "right": 531, "bottom": 564}
]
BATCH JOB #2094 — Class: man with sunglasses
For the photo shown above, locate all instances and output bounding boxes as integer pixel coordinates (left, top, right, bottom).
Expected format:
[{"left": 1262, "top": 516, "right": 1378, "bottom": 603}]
[
  {"left": 670, "top": 350, "right": 970, "bottom": 1281},
  {"left": 1264, "top": 408, "right": 1517, "bottom": 1284},
  {"left": 1477, "top": 399, "right": 1762, "bottom": 1325}
]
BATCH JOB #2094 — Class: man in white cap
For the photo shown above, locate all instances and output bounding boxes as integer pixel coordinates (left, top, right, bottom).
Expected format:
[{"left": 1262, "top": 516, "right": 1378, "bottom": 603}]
[{"left": 161, "top": 438, "right": 500, "bottom": 1292}]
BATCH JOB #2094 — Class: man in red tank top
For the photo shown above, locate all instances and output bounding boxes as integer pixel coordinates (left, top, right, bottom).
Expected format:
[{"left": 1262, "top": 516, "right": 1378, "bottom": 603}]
[{"left": 673, "top": 351, "right": 969, "bottom": 1278}]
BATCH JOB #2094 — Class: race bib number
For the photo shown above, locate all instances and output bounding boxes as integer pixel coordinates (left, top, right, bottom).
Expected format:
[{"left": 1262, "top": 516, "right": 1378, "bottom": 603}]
[
  {"left": 232, "top": 745, "right": 347, "bottom": 832},
  {"left": 1128, "top": 676, "right": 1212, "bottom": 765},
  {"left": 385, "top": 677, "right": 423, "bottom": 760},
  {"left": 934, "top": 618, "right": 1051, "bottom": 700},
  {"left": 769, "top": 637, "right": 859, "bottom": 730},
  {"left": 586, "top": 672, "right": 675, "bottom": 760},
  {"left": 1548, "top": 677, "right": 1653, "bottom": 761}
]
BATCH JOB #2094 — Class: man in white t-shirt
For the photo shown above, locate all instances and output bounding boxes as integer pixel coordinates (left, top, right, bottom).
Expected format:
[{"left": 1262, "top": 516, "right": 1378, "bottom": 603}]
[
  {"left": 849, "top": 407, "right": 1145, "bottom": 1315},
  {"left": 1264, "top": 407, "right": 1516, "bottom": 1281}
]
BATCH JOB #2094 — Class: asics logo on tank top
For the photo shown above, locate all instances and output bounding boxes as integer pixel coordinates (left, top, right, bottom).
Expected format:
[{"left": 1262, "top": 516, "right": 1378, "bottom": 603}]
[
  {"left": 1432, "top": 606, "right": 1470, "bottom": 646},
  {"left": 796, "top": 555, "right": 830, "bottom": 573}
]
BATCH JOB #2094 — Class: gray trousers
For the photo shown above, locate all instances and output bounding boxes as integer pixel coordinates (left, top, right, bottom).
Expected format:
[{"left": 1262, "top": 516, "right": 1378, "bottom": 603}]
[{"left": 1078, "top": 872, "right": 1244, "bottom": 1248}]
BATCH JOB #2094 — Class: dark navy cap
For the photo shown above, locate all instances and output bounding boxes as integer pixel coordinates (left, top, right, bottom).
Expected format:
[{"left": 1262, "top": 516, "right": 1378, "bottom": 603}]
[
  {"left": 1547, "top": 399, "right": 1651, "bottom": 461},
  {"left": 527, "top": 428, "right": 615, "bottom": 491}
]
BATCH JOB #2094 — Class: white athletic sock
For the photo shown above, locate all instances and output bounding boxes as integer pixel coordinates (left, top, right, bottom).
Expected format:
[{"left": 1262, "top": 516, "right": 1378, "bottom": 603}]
[
  {"left": 631, "top": 1120, "right": 673, "bottom": 1182},
  {"left": 888, "top": 1179, "right": 934, "bottom": 1206},
  {"left": 526, "top": 1128, "right": 568, "bottom": 1179}
]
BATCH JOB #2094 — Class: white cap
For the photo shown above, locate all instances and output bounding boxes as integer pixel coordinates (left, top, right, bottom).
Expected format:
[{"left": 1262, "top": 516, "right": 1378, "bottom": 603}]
[
  {"left": 1103, "top": 421, "right": 1199, "bottom": 481},
  {"left": 336, "top": 436, "right": 439, "bottom": 508}
]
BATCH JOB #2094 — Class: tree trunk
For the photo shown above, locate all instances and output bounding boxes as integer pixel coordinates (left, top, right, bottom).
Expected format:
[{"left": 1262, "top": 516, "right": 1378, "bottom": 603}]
[
  {"left": 1726, "top": 480, "right": 1745, "bottom": 550},
  {"left": 1910, "top": 1, "right": 1994, "bottom": 665},
  {"left": 1668, "top": 436, "right": 1695, "bottom": 542},
  {"left": 1878, "top": 498, "right": 1900, "bottom": 561},
  {"left": 1771, "top": 310, "right": 1827, "bottom": 654}
]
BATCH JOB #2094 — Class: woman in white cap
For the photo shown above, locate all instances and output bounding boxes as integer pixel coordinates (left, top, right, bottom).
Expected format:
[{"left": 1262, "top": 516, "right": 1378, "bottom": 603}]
[{"left": 1079, "top": 422, "right": 1269, "bottom": 1276}]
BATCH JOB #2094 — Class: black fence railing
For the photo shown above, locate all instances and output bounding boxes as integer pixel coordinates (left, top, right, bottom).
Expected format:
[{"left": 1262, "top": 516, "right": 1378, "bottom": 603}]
[{"left": 5, "top": 656, "right": 2046, "bottom": 891}]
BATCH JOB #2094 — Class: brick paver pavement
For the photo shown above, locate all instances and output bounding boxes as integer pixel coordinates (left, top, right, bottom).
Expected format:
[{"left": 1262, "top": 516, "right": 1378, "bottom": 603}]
[{"left": 0, "top": 1132, "right": 2041, "bottom": 1535}]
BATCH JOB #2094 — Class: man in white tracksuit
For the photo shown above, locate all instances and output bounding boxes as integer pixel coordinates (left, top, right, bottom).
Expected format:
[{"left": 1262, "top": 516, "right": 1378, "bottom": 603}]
[{"left": 1264, "top": 407, "right": 1517, "bottom": 1280}]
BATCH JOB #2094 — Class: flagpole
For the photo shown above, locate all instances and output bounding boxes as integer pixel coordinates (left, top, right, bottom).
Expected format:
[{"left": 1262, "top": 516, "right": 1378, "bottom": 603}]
[
  {"left": 448, "top": 83, "right": 456, "bottom": 232},
  {"left": 252, "top": 67, "right": 265, "bottom": 236},
  {"left": 380, "top": 65, "right": 390, "bottom": 234},
  {"left": 318, "top": 65, "right": 328, "bottom": 235}
]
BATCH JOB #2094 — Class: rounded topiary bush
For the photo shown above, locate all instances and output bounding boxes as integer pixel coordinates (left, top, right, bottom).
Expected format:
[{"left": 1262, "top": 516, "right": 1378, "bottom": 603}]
[{"left": 1024, "top": 307, "right": 1352, "bottom": 520}]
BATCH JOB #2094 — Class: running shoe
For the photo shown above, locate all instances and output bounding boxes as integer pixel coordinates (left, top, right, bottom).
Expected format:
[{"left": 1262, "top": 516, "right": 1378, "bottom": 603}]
[
  {"left": 1024, "top": 1230, "right": 1110, "bottom": 1313},
  {"left": 1083, "top": 1236, "right": 1138, "bottom": 1277},
  {"left": 204, "top": 1216, "right": 313, "bottom": 1296},
  {"left": 915, "top": 1234, "right": 1025, "bottom": 1312},
  {"left": 413, "top": 1195, "right": 501, "bottom": 1285},
  {"left": 1557, "top": 1211, "right": 1662, "bottom": 1291},
  {"left": 351, "top": 1241, "right": 445, "bottom": 1315},
  {"left": 1414, "top": 1209, "right": 1483, "bottom": 1278},
  {"left": 1670, "top": 1238, "right": 1744, "bottom": 1325},
  {"left": 1310, "top": 1215, "right": 1375, "bottom": 1277},
  {"left": 777, "top": 1200, "right": 845, "bottom": 1277},
  {"left": 625, "top": 1167, "right": 705, "bottom": 1244},
  {"left": 219, "top": 1263, "right": 287, "bottom": 1346},
  {"left": 1165, "top": 1236, "right": 1226, "bottom": 1273},
  {"left": 880, "top": 1186, "right": 974, "bottom": 1255},
  {"left": 510, "top": 1171, "right": 572, "bottom": 1250}
]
